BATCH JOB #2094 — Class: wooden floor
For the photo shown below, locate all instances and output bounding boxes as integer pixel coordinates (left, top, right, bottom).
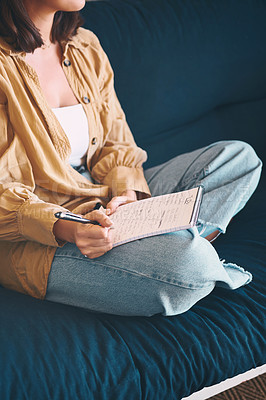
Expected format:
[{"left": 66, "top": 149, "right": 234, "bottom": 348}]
[
  {"left": 209, "top": 373, "right": 266, "bottom": 400},
  {"left": 182, "top": 366, "right": 266, "bottom": 400}
]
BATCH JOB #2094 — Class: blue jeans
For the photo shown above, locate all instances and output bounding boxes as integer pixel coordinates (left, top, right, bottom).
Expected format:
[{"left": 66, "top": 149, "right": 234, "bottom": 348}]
[{"left": 45, "top": 141, "right": 262, "bottom": 316}]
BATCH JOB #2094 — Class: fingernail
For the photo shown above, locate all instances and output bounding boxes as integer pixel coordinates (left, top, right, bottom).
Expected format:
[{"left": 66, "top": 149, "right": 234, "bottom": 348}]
[
  {"left": 106, "top": 209, "right": 111, "bottom": 215},
  {"left": 106, "top": 225, "right": 114, "bottom": 230}
]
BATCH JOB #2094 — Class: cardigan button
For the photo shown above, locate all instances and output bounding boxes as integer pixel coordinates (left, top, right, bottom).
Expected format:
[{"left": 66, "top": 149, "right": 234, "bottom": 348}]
[
  {"left": 63, "top": 59, "right": 71, "bottom": 67},
  {"left": 91, "top": 137, "right": 97, "bottom": 145},
  {"left": 83, "top": 96, "right": 90, "bottom": 104}
]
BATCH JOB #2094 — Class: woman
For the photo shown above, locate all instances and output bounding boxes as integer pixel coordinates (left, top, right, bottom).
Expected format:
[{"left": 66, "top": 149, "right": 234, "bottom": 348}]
[{"left": 0, "top": 0, "right": 262, "bottom": 316}]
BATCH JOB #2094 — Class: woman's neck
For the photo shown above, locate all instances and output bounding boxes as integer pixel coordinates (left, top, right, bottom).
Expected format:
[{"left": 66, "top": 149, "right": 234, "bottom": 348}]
[{"left": 23, "top": 1, "right": 55, "bottom": 45}]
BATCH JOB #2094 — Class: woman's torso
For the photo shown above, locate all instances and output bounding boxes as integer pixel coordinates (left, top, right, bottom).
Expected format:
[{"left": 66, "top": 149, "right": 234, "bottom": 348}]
[{"left": 25, "top": 41, "right": 79, "bottom": 109}]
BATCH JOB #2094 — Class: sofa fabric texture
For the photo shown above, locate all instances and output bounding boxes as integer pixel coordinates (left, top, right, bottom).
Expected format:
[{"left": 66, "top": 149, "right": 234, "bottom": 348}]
[
  {"left": 82, "top": 0, "right": 266, "bottom": 168},
  {"left": 0, "top": 1, "right": 265, "bottom": 399}
]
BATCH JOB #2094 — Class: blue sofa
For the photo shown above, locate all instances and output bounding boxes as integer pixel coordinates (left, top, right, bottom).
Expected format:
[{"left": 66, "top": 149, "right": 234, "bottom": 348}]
[{"left": 0, "top": 1, "right": 265, "bottom": 399}]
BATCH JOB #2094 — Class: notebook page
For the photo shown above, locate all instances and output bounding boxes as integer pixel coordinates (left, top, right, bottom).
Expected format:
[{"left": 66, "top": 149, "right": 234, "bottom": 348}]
[{"left": 110, "top": 187, "right": 201, "bottom": 246}]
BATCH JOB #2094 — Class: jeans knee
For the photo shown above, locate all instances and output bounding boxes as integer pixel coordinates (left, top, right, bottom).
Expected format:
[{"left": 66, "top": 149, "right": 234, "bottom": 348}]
[
  {"left": 156, "top": 283, "right": 214, "bottom": 316},
  {"left": 226, "top": 140, "right": 262, "bottom": 170},
  {"left": 153, "top": 235, "right": 218, "bottom": 316},
  {"left": 158, "top": 230, "right": 220, "bottom": 285},
  {"left": 209, "top": 140, "right": 262, "bottom": 182}
]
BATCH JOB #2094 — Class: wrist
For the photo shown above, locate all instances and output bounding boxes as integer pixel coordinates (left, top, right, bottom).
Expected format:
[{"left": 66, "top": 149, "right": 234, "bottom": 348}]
[{"left": 53, "top": 219, "right": 76, "bottom": 244}]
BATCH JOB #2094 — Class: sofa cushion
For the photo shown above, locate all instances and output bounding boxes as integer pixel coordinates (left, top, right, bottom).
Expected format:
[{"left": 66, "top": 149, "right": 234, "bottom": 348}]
[
  {"left": 0, "top": 179, "right": 265, "bottom": 399},
  {"left": 82, "top": 0, "right": 266, "bottom": 167}
]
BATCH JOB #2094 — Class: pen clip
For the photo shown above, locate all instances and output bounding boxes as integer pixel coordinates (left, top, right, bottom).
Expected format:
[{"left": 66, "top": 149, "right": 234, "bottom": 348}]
[{"left": 55, "top": 211, "right": 83, "bottom": 220}]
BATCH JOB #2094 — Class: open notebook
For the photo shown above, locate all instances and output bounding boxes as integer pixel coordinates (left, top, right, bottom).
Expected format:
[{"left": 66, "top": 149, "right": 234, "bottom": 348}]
[{"left": 108, "top": 186, "right": 203, "bottom": 247}]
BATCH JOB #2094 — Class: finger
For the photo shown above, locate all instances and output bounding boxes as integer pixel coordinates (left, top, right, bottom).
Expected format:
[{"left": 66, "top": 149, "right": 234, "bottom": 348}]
[
  {"left": 106, "top": 196, "right": 135, "bottom": 215},
  {"left": 87, "top": 210, "right": 113, "bottom": 228},
  {"left": 76, "top": 225, "right": 110, "bottom": 243},
  {"left": 80, "top": 239, "right": 113, "bottom": 259},
  {"left": 76, "top": 226, "right": 114, "bottom": 248},
  {"left": 106, "top": 196, "right": 127, "bottom": 215},
  {"left": 84, "top": 250, "right": 108, "bottom": 259}
]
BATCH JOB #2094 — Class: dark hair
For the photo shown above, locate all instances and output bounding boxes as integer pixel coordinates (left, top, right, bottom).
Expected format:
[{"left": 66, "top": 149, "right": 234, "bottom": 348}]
[{"left": 0, "top": 0, "right": 84, "bottom": 53}]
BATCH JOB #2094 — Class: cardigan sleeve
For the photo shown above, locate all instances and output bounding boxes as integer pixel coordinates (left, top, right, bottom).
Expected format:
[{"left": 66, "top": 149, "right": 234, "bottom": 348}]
[
  {"left": 88, "top": 37, "right": 151, "bottom": 198},
  {"left": 0, "top": 100, "right": 67, "bottom": 247}
]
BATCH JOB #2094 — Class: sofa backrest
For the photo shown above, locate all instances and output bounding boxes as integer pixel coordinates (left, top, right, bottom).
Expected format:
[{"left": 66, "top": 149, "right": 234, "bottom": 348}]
[{"left": 82, "top": 0, "right": 266, "bottom": 167}]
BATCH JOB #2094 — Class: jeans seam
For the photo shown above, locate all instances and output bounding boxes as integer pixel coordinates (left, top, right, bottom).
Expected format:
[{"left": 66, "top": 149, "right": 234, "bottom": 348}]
[
  {"left": 181, "top": 167, "right": 208, "bottom": 188},
  {"left": 53, "top": 254, "right": 213, "bottom": 290}
]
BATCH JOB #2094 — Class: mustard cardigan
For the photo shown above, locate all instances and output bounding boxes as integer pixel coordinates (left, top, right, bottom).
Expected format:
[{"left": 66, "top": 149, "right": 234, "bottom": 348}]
[{"left": 0, "top": 28, "right": 150, "bottom": 299}]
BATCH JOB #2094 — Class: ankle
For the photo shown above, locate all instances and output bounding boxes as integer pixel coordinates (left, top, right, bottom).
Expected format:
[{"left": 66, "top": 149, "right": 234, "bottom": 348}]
[{"left": 205, "top": 230, "right": 221, "bottom": 242}]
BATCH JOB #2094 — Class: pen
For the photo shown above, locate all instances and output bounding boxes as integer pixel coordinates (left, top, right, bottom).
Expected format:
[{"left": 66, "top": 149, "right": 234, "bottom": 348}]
[
  {"left": 54, "top": 211, "right": 101, "bottom": 225},
  {"left": 54, "top": 202, "right": 104, "bottom": 225}
]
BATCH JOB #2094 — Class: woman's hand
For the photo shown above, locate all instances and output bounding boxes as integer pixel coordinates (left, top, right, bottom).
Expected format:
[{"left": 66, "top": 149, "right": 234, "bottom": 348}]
[
  {"left": 106, "top": 190, "right": 138, "bottom": 215},
  {"left": 53, "top": 190, "right": 137, "bottom": 257},
  {"left": 53, "top": 210, "right": 114, "bottom": 259}
]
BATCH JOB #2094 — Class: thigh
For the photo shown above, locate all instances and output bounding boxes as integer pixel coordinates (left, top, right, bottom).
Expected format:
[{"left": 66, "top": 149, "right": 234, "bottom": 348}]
[
  {"left": 143, "top": 142, "right": 220, "bottom": 196},
  {"left": 144, "top": 140, "right": 261, "bottom": 197},
  {"left": 144, "top": 140, "right": 262, "bottom": 233},
  {"left": 45, "top": 230, "right": 251, "bottom": 317}
]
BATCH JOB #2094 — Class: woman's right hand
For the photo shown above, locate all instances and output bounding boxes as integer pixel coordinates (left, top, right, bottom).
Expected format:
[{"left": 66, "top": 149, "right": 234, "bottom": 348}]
[{"left": 53, "top": 210, "right": 114, "bottom": 259}]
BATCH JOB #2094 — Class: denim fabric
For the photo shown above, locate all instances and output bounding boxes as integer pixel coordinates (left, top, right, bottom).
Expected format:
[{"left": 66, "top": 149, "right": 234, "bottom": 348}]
[{"left": 46, "top": 141, "right": 262, "bottom": 316}]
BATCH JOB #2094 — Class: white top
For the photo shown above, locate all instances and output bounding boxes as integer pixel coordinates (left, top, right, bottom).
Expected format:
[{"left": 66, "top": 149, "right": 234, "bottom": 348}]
[{"left": 52, "top": 104, "right": 89, "bottom": 167}]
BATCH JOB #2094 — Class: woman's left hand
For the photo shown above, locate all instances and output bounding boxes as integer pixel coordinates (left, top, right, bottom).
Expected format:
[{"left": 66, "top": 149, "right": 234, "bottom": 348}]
[{"left": 106, "top": 190, "right": 137, "bottom": 215}]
